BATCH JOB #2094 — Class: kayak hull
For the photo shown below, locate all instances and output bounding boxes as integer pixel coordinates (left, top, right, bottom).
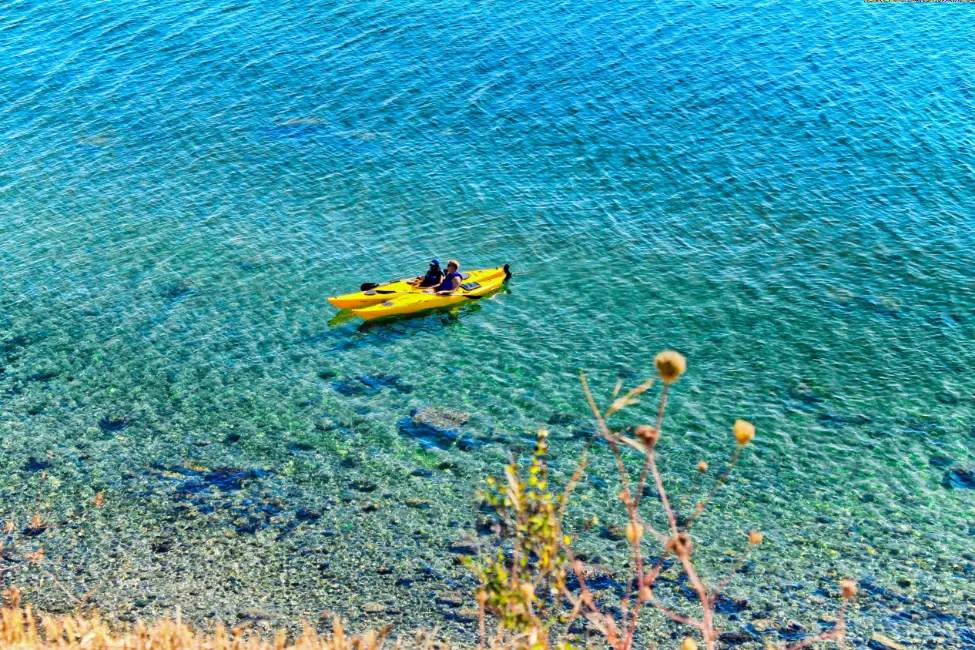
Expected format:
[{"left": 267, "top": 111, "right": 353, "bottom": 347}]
[
  {"left": 327, "top": 265, "right": 509, "bottom": 309},
  {"left": 351, "top": 275, "right": 507, "bottom": 321}
]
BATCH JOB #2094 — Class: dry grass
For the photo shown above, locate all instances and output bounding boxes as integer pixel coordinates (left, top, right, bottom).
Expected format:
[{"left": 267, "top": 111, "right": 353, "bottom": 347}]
[{"left": 0, "top": 599, "right": 446, "bottom": 650}]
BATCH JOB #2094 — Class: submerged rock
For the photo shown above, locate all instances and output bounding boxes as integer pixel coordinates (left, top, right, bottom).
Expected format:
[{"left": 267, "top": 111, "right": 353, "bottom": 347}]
[
  {"left": 943, "top": 466, "right": 975, "bottom": 489},
  {"left": 546, "top": 412, "right": 577, "bottom": 426},
  {"left": 351, "top": 480, "right": 377, "bottom": 492},
  {"left": 23, "top": 457, "right": 51, "bottom": 472},
  {"left": 447, "top": 540, "right": 479, "bottom": 556},
  {"left": 296, "top": 507, "right": 322, "bottom": 521},
  {"left": 205, "top": 467, "right": 270, "bottom": 491},
  {"left": 161, "top": 283, "right": 197, "bottom": 301},
  {"left": 719, "top": 630, "right": 755, "bottom": 644},
  {"left": 98, "top": 416, "right": 130, "bottom": 432},
  {"left": 816, "top": 412, "right": 872, "bottom": 426},
  {"left": 928, "top": 454, "right": 955, "bottom": 468},
  {"left": 332, "top": 373, "right": 413, "bottom": 396},
  {"left": 398, "top": 407, "right": 471, "bottom": 450}
]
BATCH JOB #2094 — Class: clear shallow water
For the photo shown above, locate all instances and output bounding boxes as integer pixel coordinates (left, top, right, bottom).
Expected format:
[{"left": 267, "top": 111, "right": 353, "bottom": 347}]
[{"left": 1, "top": 0, "right": 973, "bottom": 644}]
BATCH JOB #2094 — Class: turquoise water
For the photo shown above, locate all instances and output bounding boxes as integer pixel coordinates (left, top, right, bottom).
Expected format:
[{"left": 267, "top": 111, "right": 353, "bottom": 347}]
[{"left": 1, "top": 0, "right": 973, "bottom": 644}]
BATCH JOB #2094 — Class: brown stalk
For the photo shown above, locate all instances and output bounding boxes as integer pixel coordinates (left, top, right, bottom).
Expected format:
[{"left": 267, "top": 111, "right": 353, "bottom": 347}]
[
  {"left": 685, "top": 446, "right": 742, "bottom": 531},
  {"left": 633, "top": 383, "right": 669, "bottom": 511}
]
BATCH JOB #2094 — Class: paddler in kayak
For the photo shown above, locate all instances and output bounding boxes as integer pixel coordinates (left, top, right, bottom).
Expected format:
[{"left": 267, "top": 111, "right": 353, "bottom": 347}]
[
  {"left": 413, "top": 259, "right": 444, "bottom": 288},
  {"left": 426, "top": 259, "right": 462, "bottom": 295}
]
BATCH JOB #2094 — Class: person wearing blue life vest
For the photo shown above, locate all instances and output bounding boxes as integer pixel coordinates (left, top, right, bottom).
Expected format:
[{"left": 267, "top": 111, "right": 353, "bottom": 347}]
[
  {"left": 414, "top": 259, "right": 444, "bottom": 288},
  {"left": 427, "top": 259, "right": 462, "bottom": 294}
]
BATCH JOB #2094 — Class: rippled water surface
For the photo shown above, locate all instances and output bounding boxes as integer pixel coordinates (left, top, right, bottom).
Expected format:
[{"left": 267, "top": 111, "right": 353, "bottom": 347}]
[{"left": 1, "top": 0, "right": 973, "bottom": 644}]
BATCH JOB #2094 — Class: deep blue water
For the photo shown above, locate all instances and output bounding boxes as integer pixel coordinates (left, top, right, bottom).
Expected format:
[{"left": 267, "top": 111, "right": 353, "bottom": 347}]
[{"left": 1, "top": 0, "right": 973, "bottom": 642}]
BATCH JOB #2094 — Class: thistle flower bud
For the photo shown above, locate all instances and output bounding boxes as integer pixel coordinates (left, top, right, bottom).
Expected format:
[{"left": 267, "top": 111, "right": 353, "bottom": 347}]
[
  {"left": 734, "top": 419, "right": 755, "bottom": 446},
  {"left": 635, "top": 424, "right": 659, "bottom": 446},
  {"left": 697, "top": 460, "right": 708, "bottom": 473},
  {"left": 840, "top": 579, "right": 857, "bottom": 600},
  {"left": 748, "top": 530, "right": 763, "bottom": 545},
  {"left": 655, "top": 350, "right": 687, "bottom": 384},
  {"left": 626, "top": 522, "right": 645, "bottom": 544},
  {"left": 682, "top": 637, "right": 699, "bottom": 650}
]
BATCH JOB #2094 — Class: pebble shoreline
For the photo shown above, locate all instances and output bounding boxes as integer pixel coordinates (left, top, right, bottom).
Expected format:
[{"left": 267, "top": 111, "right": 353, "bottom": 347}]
[{"left": 2, "top": 386, "right": 973, "bottom": 648}]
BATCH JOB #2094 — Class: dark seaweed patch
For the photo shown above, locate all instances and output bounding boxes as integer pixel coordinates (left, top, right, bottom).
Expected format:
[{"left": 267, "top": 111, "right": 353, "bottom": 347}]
[
  {"left": 943, "top": 466, "right": 975, "bottom": 489},
  {"left": 333, "top": 373, "right": 413, "bottom": 396},
  {"left": 98, "top": 417, "right": 130, "bottom": 432},
  {"left": 23, "top": 457, "right": 51, "bottom": 472},
  {"left": 161, "top": 283, "right": 197, "bottom": 301},
  {"left": 398, "top": 417, "right": 462, "bottom": 450}
]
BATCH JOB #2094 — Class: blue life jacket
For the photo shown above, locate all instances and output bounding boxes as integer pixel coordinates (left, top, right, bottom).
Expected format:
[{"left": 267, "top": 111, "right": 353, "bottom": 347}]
[
  {"left": 436, "top": 271, "right": 462, "bottom": 292},
  {"left": 420, "top": 267, "right": 443, "bottom": 287}
]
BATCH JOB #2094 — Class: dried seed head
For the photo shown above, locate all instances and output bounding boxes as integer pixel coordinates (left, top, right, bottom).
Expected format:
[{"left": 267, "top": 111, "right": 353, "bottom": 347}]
[
  {"left": 519, "top": 582, "right": 535, "bottom": 602},
  {"left": 749, "top": 530, "right": 763, "bottom": 545},
  {"left": 682, "top": 637, "right": 699, "bottom": 650},
  {"left": 638, "top": 586, "right": 653, "bottom": 602},
  {"left": 734, "top": 419, "right": 756, "bottom": 446},
  {"left": 665, "top": 532, "right": 694, "bottom": 559},
  {"left": 840, "top": 579, "right": 857, "bottom": 600},
  {"left": 635, "top": 424, "right": 659, "bottom": 446},
  {"left": 697, "top": 460, "right": 708, "bottom": 473},
  {"left": 654, "top": 350, "right": 687, "bottom": 384},
  {"left": 626, "top": 522, "right": 645, "bottom": 544},
  {"left": 475, "top": 589, "right": 488, "bottom": 606}
]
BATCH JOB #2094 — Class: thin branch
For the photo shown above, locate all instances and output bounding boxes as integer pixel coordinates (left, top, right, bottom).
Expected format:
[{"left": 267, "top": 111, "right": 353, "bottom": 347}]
[
  {"left": 580, "top": 371, "right": 612, "bottom": 439},
  {"left": 710, "top": 546, "right": 751, "bottom": 603},
  {"left": 635, "top": 383, "right": 669, "bottom": 511},
  {"left": 558, "top": 446, "right": 590, "bottom": 522},
  {"left": 784, "top": 599, "right": 849, "bottom": 650},
  {"left": 685, "top": 446, "right": 742, "bottom": 531},
  {"left": 646, "top": 590, "right": 703, "bottom": 630},
  {"left": 649, "top": 446, "right": 679, "bottom": 536},
  {"left": 678, "top": 551, "right": 717, "bottom": 650}
]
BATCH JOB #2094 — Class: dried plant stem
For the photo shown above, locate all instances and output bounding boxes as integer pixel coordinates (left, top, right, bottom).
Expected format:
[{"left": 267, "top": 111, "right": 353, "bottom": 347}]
[
  {"left": 784, "top": 599, "right": 849, "bottom": 650},
  {"left": 686, "top": 446, "right": 742, "bottom": 530},
  {"left": 711, "top": 547, "right": 751, "bottom": 601},
  {"left": 634, "top": 384, "right": 669, "bottom": 511},
  {"left": 678, "top": 554, "right": 716, "bottom": 650},
  {"left": 580, "top": 371, "right": 612, "bottom": 439},
  {"left": 648, "top": 446, "right": 678, "bottom": 537},
  {"left": 558, "top": 448, "right": 590, "bottom": 522},
  {"left": 473, "top": 361, "right": 854, "bottom": 650}
]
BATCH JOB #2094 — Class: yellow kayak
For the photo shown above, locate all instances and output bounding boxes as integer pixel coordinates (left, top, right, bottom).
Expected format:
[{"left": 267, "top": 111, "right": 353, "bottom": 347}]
[
  {"left": 352, "top": 274, "right": 507, "bottom": 321},
  {"left": 328, "top": 265, "right": 510, "bottom": 309}
]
